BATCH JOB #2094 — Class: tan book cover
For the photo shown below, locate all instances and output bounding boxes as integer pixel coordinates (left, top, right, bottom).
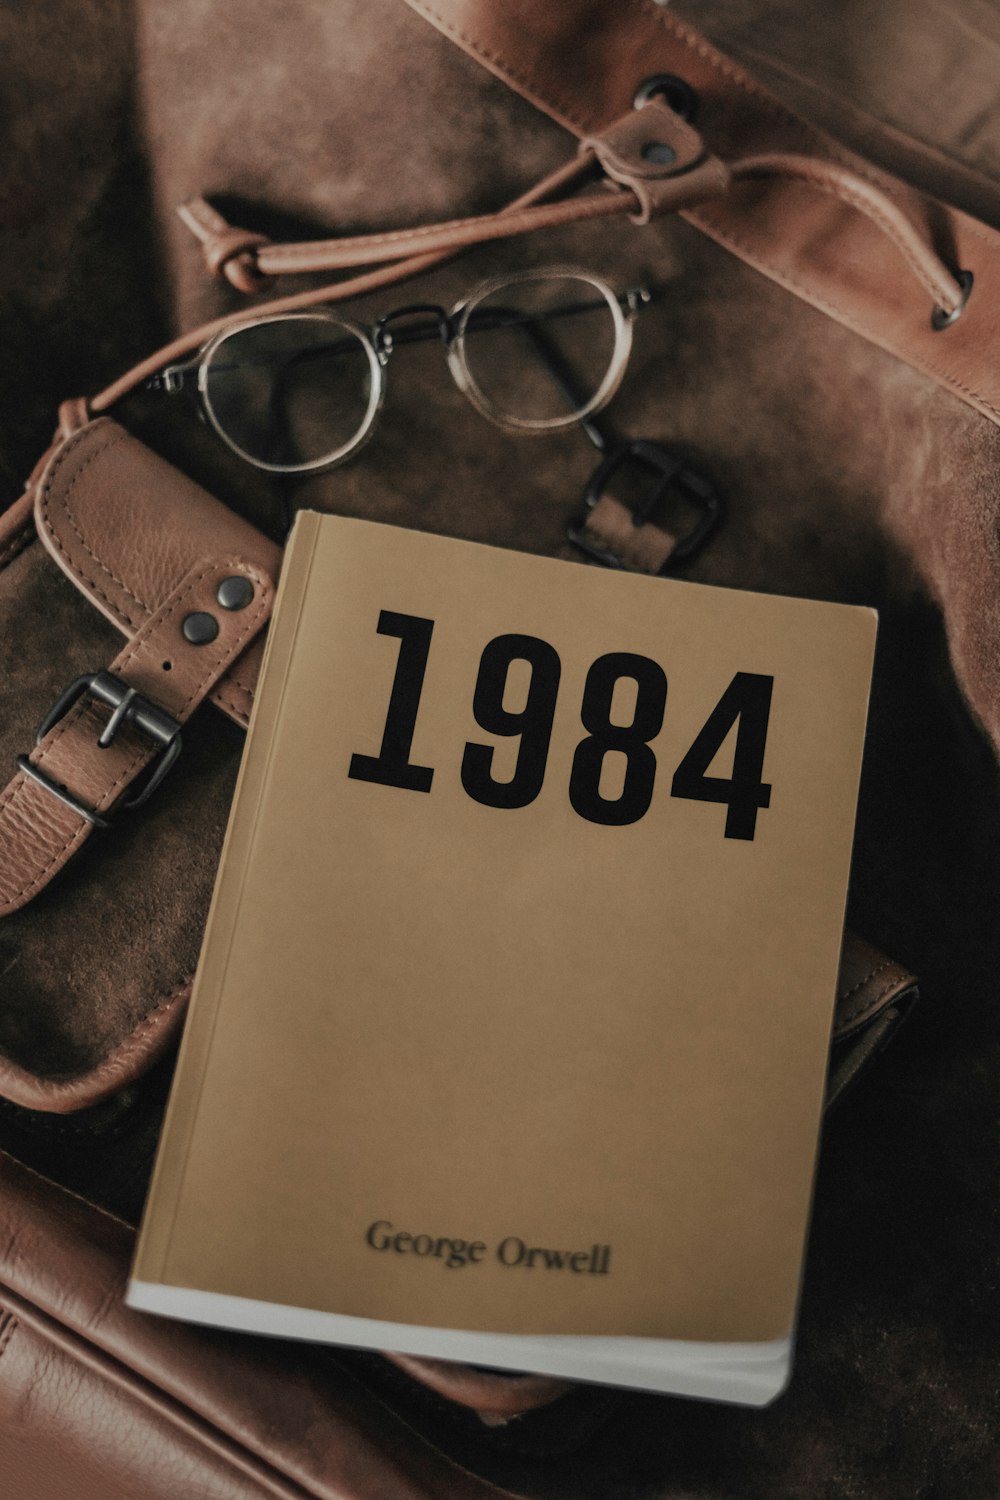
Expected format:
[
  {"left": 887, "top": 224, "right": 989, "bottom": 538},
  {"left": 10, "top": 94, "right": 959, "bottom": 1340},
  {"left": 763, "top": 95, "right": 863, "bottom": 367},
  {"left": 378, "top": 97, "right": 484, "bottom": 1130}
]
[{"left": 129, "top": 512, "right": 876, "bottom": 1403}]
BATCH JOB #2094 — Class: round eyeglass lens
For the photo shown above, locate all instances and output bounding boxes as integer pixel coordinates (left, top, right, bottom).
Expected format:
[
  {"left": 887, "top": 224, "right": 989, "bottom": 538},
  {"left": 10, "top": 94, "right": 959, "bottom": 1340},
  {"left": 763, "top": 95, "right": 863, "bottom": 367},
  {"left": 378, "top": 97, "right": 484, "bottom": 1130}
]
[
  {"left": 201, "top": 315, "right": 379, "bottom": 472},
  {"left": 454, "top": 272, "right": 625, "bottom": 430}
]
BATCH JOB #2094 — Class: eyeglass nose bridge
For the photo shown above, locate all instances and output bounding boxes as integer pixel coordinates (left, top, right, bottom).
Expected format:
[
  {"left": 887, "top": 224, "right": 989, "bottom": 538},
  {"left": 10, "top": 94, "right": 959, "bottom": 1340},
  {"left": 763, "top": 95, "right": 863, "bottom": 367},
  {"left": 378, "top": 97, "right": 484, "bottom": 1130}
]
[{"left": 372, "top": 303, "right": 456, "bottom": 362}]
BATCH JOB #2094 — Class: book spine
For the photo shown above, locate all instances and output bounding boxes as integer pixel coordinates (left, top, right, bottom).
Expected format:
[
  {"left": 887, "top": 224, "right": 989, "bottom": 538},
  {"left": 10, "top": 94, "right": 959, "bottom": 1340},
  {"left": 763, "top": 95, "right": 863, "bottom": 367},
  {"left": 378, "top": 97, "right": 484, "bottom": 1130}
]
[{"left": 131, "top": 510, "right": 323, "bottom": 1285}]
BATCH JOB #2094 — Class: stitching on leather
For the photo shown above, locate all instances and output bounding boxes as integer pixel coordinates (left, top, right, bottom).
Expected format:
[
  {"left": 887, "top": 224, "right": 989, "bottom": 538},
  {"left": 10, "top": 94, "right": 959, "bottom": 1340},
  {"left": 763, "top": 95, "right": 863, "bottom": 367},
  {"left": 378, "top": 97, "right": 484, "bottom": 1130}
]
[
  {"left": 0, "top": 566, "right": 271, "bottom": 910},
  {"left": 61, "top": 981, "right": 192, "bottom": 1081},
  {"left": 0, "top": 980, "right": 191, "bottom": 1115},
  {"left": 114, "top": 562, "right": 271, "bottom": 720},
  {"left": 837, "top": 958, "right": 894, "bottom": 1005},
  {"left": 0, "top": 1150, "right": 136, "bottom": 1231},
  {"left": 39, "top": 427, "right": 146, "bottom": 629},
  {"left": 213, "top": 688, "right": 251, "bottom": 724},
  {"left": 687, "top": 206, "right": 1000, "bottom": 427},
  {"left": 0, "top": 784, "right": 94, "bottom": 912},
  {"left": 736, "top": 164, "right": 953, "bottom": 305},
  {"left": 643, "top": 0, "right": 802, "bottom": 118},
  {"left": 38, "top": 427, "right": 262, "bottom": 725},
  {"left": 0, "top": 1288, "right": 356, "bottom": 1499},
  {"left": 25, "top": 688, "right": 153, "bottom": 814},
  {"left": 409, "top": 0, "right": 1000, "bottom": 322},
  {"left": 405, "top": 0, "right": 595, "bottom": 131},
  {"left": 646, "top": 0, "right": 1000, "bottom": 247},
  {"left": 839, "top": 974, "right": 911, "bottom": 1030}
]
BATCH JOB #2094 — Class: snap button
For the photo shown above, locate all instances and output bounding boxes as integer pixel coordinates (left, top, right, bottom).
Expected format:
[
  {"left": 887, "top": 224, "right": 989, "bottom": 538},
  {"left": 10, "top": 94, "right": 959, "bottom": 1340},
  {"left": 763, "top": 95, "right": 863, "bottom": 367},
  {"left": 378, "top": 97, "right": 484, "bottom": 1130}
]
[
  {"left": 216, "top": 575, "right": 255, "bottom": 611},
  {"left": 641, "top": 141, "right": 677, "bottom": 166},
  {"left": 182, "top": 612, "right": 220, "bottom": 645}
]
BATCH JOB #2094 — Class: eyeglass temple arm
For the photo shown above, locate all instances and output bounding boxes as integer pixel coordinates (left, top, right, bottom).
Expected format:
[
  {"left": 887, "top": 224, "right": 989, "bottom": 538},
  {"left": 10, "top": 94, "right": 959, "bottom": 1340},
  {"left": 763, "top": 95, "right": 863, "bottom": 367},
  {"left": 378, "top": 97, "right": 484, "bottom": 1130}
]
[{"left": 507, "top": 315, "right": 610, "bottom": 455}]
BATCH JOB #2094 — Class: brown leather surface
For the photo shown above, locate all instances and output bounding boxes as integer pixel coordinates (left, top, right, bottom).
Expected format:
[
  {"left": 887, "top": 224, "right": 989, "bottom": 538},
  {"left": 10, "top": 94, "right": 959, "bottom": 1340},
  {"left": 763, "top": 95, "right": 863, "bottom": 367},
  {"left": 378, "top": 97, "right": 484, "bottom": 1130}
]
[
  {"left": 0, "top": 555, "right": 272, "bottom": 918},
  {"left": 0, "top": 2, "right": 996, "bottom": 1494},
  {"left": 37, "top": 418, "right": 281, "bottom": 725},
  {"left": 0, "top": 1149, "right": 515, "bottom": 1499},
  {"left": 401, "top": 0, "right": 1000, "bottom": 430},
  {"left": 671, "top": 0, "right": 1000, "bottom": 231},
  {"left": 179, "top": 101, "right": 728, "bottom": 273}
]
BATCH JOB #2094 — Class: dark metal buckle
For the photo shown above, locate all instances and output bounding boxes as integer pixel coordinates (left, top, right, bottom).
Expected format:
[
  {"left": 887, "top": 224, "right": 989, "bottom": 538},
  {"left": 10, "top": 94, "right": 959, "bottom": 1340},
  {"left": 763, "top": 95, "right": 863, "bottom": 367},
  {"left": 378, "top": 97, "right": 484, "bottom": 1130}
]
[
  {"left": 567, "top": 440, "right": 723, "bottom": 572},
  {"left": 16, "top": 671, "right": 183, "bottom": 828}
]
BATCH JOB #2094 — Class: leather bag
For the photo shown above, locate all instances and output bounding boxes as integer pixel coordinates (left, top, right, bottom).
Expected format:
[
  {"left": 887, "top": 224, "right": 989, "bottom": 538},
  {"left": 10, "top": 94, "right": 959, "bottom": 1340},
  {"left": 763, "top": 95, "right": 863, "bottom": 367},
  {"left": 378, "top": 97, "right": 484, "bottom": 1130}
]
[{"left": 0, "top": 1, "right": 997, "bottom": 1496}]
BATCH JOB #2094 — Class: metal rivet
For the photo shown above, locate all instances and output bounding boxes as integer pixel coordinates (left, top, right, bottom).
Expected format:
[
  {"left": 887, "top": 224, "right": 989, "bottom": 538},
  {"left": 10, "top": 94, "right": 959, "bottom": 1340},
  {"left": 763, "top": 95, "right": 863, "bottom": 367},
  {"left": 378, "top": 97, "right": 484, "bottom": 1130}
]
[
  {"left": 182, "top": 612, "right": 219, "bottom": 645},
  {"left": 930, "top": 268, "right": 974, "bottom": 331},
  {"left": 641, "top": 141, "right": 677, "bottom": 166},
  {"left": 216, "top": 575, "right": 255, "bottom": 611},
  {"left": 634, "top": 73, "right": 699, "bottom": 123}
]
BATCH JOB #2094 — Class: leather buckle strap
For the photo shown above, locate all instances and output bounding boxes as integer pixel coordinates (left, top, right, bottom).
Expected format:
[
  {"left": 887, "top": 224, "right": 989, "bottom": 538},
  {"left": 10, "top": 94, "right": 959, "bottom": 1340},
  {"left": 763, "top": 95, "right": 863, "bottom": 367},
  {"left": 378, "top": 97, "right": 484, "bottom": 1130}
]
[
  {"left": 0, "top": 556, "right": 275, "bottom": 918},
  {"left": 568, "top": 440, "right": 723, "bottom": 574},
  {"left": 16, "top": 672, "right": 183, "bottom": 828}
]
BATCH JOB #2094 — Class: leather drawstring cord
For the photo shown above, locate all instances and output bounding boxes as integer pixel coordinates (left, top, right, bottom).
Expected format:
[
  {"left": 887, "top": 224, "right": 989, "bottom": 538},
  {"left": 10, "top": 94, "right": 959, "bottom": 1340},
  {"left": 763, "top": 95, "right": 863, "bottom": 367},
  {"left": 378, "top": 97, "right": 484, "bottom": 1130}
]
[
  {"left": 80, "top": 100, "right": 969, "bottom": 429},
  {"left": 729, "top": 153, "right": 968, "bottom": 318},
  {"left": 87, "top": 150, "right": 600, "bottom": 417},
  {"left": 89, "top": 94, "right": 718, "bottom": 419}
]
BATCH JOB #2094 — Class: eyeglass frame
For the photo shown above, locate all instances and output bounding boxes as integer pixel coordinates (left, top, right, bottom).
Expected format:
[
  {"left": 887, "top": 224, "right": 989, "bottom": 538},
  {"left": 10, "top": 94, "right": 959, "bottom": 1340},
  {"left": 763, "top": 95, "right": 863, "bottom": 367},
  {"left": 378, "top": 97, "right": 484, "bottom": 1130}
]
[{"left": 148, "top": 265, "right": 651, "bottom": 476}]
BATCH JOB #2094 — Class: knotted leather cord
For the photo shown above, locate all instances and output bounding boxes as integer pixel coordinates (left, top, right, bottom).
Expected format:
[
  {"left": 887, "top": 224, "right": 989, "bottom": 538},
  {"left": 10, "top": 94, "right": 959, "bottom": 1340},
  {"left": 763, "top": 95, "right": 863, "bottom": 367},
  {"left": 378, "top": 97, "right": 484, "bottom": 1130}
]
[
  {"left": 88, "top": 150, "right": 606, "bottom": 415},
  {"left": 84, "top": 109, "right": 965, "bottom": 420}
]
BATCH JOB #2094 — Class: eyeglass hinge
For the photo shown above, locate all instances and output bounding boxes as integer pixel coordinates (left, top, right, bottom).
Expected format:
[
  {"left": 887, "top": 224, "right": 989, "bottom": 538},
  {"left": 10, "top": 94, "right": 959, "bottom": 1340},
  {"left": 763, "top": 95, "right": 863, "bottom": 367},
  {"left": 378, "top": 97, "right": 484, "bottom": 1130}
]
[{"left": 145, "top": 365, "right": 192, "bottom": 394}]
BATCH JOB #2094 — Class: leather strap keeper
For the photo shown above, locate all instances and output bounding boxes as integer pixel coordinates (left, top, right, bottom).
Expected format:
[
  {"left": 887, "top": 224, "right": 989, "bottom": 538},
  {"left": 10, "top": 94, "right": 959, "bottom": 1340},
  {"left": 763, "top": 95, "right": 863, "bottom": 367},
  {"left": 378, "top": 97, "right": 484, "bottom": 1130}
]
[{"left": 580, "top": 98, "right": 729, "bottom": 225}]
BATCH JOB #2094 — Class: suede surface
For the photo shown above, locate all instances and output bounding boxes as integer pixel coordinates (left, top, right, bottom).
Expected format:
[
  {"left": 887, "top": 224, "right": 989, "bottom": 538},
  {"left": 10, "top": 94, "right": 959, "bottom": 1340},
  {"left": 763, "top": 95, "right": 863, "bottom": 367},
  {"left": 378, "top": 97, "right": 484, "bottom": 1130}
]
[{"left": 0, "top": 1, "right": 997, "bottom": 1496}]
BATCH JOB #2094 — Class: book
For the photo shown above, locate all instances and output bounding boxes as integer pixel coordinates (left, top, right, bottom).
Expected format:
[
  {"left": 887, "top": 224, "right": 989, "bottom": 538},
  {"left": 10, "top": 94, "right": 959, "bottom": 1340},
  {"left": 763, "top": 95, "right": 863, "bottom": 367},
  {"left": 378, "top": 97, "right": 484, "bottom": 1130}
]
[{"left": 128, "top": 511, "right": 876, "bottom": 1405}]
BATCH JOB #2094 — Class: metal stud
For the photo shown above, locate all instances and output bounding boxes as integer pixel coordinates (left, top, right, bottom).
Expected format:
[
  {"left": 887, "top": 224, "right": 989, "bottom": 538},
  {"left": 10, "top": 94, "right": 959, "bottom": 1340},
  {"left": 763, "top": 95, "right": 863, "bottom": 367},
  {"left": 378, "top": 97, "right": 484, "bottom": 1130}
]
[
  {"left": 641, "top": 141, "right": 677, "bottom": 166},
  {"left": 633, "top": 73, "right": 699, "bottom": 123},
  {"left": 216, "top": 575, "right": 255, "bottom": 611},
  {"left": 182, "top": 612, "right": 220, "bottom": 645}
]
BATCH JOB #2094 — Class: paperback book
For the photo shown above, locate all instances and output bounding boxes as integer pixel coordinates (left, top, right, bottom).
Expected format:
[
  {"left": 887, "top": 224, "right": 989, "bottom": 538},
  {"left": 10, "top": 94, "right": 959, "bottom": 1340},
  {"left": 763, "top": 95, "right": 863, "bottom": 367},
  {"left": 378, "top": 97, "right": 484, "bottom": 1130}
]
[{"left": 129, "top": 512, "right": 876, "bottom": 1404}]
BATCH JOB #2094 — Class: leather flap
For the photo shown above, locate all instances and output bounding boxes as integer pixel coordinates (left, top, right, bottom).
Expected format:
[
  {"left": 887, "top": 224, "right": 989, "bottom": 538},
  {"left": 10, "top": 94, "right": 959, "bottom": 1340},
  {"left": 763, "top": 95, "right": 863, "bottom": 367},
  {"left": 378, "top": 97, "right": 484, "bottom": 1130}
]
[{"left": 34, "top": 419, "right": 282, "bottom": 727}]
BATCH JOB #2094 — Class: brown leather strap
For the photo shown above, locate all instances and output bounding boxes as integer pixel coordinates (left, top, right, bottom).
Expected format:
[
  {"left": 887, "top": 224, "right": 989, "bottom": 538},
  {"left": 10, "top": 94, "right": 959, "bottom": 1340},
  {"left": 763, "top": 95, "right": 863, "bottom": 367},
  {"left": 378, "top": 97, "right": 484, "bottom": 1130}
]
[
  {"left": 398, "top": 0, "right": 1000, "bottom": 430},
  {"left": 0, "top": 556, "right": 273, "bottom": 918},
  {"left": 582, "top": 99, "right": 729, "bottom": 226},
  {"left": 728, "top": 153, "right": 966, "bottom": 315},
  {"left": 175, "top": 198, "right": 274, "bottom": 293},
  {"left": 202, "top": 99, "right": 727, "bottom": 273},
  {"left": 175, "top": 107, "right": 959, "bottom": 309},
  {"left": 578, "top": 495, "right": 678, "bottom": 574}
]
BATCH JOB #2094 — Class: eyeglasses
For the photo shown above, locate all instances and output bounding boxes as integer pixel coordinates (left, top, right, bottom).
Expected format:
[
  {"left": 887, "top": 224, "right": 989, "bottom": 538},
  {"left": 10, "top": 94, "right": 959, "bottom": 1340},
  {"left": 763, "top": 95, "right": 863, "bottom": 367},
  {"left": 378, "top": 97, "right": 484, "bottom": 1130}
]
[{"left": 146, "top": 267, "right": 650, "bottom": 475}]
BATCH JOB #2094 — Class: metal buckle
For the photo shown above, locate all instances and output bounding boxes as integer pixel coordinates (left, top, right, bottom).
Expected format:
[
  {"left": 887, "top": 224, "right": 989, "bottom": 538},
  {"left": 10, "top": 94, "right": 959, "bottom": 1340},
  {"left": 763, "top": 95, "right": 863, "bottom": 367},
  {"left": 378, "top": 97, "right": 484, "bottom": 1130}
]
[
  {"left": 16, "top": 671, "right": 183, "bottom": 828},
  {"left": 567, "top": 440, "right": 723, "bottom": 571}
]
